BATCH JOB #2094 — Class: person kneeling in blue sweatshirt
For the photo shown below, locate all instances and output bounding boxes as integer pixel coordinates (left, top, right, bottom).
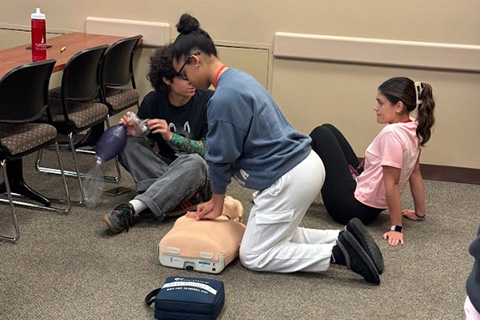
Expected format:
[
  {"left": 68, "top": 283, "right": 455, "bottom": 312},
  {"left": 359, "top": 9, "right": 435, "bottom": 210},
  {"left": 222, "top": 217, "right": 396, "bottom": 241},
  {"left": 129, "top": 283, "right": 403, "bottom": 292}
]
[{"left": 175, "top": 13, "right": 384, "bottom": 284}]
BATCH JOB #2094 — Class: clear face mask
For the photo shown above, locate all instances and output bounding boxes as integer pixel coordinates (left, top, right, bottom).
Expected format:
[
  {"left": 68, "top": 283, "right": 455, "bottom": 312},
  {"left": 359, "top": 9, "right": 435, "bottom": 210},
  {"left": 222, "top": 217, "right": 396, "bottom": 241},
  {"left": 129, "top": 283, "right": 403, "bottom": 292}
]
[{"left": 127, "top": 112, "right": 151, "bottom": 137}]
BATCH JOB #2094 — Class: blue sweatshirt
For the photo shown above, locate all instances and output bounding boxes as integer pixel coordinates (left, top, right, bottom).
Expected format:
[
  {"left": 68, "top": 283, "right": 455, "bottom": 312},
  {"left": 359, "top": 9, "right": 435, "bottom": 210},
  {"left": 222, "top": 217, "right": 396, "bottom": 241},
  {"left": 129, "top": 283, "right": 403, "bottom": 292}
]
[{"left": 205, "top": 68, "right": 311, "bottom": 194}]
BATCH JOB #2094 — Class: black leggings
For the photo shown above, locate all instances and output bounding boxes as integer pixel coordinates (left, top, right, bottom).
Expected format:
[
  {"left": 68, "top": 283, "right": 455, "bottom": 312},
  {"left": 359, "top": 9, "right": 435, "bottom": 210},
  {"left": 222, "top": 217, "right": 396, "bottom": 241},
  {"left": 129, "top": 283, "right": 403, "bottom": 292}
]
[{"left": 309, "top": 124, "right": 383, "bottom": 225}]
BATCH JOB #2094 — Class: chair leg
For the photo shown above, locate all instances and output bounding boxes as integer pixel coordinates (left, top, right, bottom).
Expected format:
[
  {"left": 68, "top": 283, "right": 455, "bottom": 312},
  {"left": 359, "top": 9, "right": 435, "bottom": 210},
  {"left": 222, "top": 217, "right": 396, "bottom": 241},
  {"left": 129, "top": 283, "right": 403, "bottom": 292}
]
[
  {"left": 75, "top": 120, "right": 107, "bottom": 156},
  {"left": 35, "top": 142, "right": 82, "bottom": 206},
  {"left": 114, "top": 156, "right": 122, "bottom": 181},
  {"left": 68, "top": 132, "right": 86, "bottom": 205},
  {"left": 36, "top": 152, "right": 121, "bottom": 182},
  {"left": 106, "top": 110, "right": 123, "bottom": 181},
  {"left": 0, "top": 159, "right": 51, "bottom": 206},
  {"left": 75, "top": 118, "right": 108, "bottom": 156},
  {"left": 35, "top": 121, "right": 121, "bottom": 183},
  {"left": 102, "top": 116, "right": 122, "bottom": 182},
  {"left": 53, "top": 141, "right": 72, "bottom": 213},
  {"left": 69, "top": 130, "right": 122, "bottom": 201},
  {"left": 0, "top": 143, "right": 72, "bottom": 214},
  {"left": 0, "top": 160, "right": 20, "bottom": 243}
]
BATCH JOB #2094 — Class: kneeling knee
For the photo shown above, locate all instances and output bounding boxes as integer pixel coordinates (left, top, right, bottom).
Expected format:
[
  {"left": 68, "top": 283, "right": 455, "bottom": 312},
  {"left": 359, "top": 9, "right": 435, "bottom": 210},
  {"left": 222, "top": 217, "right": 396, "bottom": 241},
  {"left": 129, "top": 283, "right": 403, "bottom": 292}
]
[
  {"left": 239, "top": 247, "right": 265, "bottom": 271},
  {"left": 239, "top": 250, "right": 256, "bottom": 270}
]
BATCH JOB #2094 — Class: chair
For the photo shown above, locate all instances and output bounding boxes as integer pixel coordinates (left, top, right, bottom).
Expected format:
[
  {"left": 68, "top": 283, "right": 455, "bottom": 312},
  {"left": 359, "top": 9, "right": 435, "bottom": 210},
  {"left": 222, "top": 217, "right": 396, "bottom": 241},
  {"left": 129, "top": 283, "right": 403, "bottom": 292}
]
[
  {"left": 100, "top": 34, "right": 143, "bottom": 115},
  {"left": 35, "top": 45, "right": 110, "bottom": 204},
  {"left": 0, "top": 59, "right": 71, "bottom": 243},
  {"left": 73, "top": 35, "right": 143, "bottom": 150}
]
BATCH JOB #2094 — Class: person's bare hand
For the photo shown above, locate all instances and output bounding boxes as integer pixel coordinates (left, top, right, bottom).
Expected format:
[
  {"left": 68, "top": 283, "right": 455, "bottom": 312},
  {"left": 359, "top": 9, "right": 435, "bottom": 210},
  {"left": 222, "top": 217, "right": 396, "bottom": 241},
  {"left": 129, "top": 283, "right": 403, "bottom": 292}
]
[
  {"left": 148, "top": 119, "right": 173, "bottom": 141},
  {"left": 185, "top": 199, "right": 222, "bottom": 220},
  {"left": 119, "top": 111, "right": 139, "bottom": 136},
  {"left": 383, "top": 231, "right": 404, "bottom": 247}
]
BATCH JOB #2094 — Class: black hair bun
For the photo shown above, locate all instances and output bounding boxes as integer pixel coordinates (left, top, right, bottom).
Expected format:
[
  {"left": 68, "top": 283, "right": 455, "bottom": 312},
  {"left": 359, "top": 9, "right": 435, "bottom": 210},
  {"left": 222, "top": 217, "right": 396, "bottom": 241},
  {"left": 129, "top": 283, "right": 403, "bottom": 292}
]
[{"left": 176, "top": 14, "right": 200, "bottom": 34}]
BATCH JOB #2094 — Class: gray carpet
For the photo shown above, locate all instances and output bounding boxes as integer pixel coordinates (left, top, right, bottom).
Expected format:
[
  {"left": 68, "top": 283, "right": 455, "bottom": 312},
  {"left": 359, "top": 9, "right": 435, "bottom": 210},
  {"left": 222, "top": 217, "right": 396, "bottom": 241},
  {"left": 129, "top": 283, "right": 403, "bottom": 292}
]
[{"left": 0, "top": 151, "right": 478, "bottom": 320}]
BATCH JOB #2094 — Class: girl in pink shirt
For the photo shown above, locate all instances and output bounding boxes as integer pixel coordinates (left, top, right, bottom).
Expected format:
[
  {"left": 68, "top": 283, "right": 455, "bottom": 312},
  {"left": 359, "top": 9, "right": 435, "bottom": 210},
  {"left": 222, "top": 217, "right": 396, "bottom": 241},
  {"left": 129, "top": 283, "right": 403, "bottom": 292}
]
[{"left": 310, "top": 77, "right": 435, "bottom": 247}]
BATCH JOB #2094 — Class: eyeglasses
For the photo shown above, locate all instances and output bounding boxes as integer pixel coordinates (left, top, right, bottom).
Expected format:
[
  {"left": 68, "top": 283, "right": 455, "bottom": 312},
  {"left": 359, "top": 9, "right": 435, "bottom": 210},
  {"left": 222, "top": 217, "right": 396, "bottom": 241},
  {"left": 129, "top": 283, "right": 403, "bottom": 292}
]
[
  {"left": 176, "top": 51, "right": 201, "bottom": 80},
  {"left": 176, "top": 73, "right": 189, "bottom": 81}
]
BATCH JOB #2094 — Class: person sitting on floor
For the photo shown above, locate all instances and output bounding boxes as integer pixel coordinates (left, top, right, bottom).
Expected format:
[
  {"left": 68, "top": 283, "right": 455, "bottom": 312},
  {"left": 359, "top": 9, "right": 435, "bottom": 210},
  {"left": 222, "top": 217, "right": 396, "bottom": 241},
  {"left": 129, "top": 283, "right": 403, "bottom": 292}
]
[
  {"left": 309, "top": 77, "right": 435, "bottom": 247},
  {"left": 103, "top": 44, "right": 213, "bottom": 234}
]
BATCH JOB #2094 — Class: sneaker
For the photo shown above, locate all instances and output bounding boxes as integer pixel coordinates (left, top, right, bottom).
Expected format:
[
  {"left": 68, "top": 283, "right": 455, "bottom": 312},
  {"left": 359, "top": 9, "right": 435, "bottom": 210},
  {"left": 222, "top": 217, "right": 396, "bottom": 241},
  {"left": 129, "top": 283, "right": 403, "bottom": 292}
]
[
  {"left": 104, "top": 203, "right": 135, "bottom": 233},
  {"left": 165, "top": 192, "right": 203, "bottom": 218},
  {"left": 345, "top": 218, "right": 384, "bottom": 274},
  {"left": 336, "top": 230, "right": 380, "bottom": 285}
]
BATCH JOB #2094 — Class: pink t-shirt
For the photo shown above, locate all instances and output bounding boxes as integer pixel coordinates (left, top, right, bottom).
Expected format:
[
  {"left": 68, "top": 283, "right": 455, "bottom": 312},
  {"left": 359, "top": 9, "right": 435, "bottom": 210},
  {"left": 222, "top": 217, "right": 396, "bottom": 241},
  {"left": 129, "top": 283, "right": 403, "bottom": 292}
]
[{"left": 354, "top": 121, "right": 420, "bottom": 209}]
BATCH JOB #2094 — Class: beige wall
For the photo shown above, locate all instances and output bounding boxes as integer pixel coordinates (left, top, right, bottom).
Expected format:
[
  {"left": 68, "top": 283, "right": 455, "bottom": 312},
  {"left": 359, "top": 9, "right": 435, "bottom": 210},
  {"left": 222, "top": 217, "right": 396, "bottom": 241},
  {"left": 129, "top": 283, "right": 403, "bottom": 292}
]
[
  {"left": 2, "top": 1, "right": 479, "bottom": 45},
  {"left": 1, "top": 1, "right": 479, "bottom": 169},
  {"left": 273, "top": 60, "right": 480, "bottom": 168}
]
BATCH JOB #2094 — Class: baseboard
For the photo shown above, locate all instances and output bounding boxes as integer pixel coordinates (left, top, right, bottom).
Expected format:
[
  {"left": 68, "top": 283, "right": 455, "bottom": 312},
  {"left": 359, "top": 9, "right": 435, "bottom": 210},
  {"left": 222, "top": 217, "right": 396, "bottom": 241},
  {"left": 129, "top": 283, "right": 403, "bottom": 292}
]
[{"left": 421, "top": 164, "right": 480, "bottom": 185}]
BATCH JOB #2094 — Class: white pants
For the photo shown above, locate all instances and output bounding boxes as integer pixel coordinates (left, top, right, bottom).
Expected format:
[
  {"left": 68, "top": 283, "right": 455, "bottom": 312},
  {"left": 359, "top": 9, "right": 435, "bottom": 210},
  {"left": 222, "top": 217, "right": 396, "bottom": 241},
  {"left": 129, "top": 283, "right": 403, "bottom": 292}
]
[
  {"left": 465, "top": 296, "right": 480, "bottom": 320},
  {"left": 239, "top": 150, "right": 340, "bottom": 273}
]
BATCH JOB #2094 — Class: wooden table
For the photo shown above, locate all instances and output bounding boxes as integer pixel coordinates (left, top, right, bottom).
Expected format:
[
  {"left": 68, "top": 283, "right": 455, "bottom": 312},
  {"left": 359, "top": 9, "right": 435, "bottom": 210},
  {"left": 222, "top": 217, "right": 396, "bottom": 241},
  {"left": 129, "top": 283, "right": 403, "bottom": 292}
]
[
  {"left": 0, "top": 32, "right": 125, "bottom": 78},
  {"left": 0, "top": 32, "right": 127, "bottom": 205}
]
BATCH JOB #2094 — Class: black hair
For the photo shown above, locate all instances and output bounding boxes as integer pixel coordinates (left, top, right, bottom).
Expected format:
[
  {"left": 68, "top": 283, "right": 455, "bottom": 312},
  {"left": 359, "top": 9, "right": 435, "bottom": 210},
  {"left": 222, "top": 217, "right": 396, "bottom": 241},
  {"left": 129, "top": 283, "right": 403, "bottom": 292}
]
[
  {"left": 147, "top": 44, "right": 177, "bottom": 93},
  {"left": 171, "top": 13, "right": 217, "bottom": 62},
  {"left": 378, "top": 77, "right": 435, "bottom": 146}
]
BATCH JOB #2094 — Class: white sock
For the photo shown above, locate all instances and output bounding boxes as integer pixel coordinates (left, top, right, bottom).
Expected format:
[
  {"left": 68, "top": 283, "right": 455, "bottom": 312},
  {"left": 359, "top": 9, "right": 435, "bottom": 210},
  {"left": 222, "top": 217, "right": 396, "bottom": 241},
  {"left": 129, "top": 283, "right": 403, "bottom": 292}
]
[{"left": 129, "top": 199, "right": 147, "bottom": 214}]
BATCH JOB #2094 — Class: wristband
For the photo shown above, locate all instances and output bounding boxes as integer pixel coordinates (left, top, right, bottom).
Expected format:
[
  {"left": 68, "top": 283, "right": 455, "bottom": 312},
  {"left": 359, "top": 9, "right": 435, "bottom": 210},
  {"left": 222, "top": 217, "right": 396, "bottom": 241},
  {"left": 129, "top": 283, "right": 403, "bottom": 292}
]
[{"left": 390, "top": 225, "right": 403, "bottom": 233}]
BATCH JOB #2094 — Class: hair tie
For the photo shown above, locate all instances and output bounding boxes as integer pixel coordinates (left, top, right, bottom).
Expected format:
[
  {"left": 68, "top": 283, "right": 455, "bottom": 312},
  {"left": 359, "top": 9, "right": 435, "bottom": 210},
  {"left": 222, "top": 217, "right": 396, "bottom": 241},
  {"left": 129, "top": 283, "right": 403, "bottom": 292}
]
[{"left": 414, "top": 81, "right": 424, "bottom": 108}]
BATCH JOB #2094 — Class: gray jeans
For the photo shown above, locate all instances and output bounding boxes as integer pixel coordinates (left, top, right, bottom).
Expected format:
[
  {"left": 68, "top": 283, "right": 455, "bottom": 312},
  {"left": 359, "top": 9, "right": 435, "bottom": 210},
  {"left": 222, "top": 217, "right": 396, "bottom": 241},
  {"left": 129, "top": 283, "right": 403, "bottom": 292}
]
[{"left": 118, "top": 137, "right": 209, "bottom": 220}]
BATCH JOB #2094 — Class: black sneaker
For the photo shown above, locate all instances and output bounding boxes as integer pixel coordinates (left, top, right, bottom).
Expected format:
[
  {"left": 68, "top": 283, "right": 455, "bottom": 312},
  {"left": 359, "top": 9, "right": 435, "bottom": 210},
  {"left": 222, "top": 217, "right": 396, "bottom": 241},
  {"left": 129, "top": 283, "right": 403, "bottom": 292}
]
[
  {"left": 336, "top": 230, "right": 380, "bottom": 285},
  {"left": 346, "top": 218, "right": 384, "bottom": 274},
  {"left": 104, "top": 203, "right": 135, "bottom": 233},
  {"left": 165, "top": 192, "right": 203, "bottom": 218}
]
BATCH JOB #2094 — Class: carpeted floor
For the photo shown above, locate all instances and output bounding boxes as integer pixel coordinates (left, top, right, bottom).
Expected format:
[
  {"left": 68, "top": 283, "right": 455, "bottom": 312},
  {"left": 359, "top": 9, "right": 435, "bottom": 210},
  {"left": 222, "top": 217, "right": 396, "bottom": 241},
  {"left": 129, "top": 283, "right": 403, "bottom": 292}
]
[{"left": 0, "top": 151, "right": 478, "bottom": 320}]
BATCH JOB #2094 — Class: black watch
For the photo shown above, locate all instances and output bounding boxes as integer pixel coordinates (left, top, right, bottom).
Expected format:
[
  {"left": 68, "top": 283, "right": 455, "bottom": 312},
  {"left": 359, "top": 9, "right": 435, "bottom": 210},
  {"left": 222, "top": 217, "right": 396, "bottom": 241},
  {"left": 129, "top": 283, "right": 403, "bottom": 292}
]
[{"left": 390, "top": 225, "right": 403, "bottom": 233}]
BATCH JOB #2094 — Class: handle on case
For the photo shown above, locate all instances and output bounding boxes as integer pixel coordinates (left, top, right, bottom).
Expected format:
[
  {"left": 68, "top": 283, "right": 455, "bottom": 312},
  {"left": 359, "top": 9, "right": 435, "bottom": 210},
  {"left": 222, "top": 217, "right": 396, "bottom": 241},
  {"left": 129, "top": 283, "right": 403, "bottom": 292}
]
[{"left": 145, "top": 288, "right": 161, "bottom": 306}]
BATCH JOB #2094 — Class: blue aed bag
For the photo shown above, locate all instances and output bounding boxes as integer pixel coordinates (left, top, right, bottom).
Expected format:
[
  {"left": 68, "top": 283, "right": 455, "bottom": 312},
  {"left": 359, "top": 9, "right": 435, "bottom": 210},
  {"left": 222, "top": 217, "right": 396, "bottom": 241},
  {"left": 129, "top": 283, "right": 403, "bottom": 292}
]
[{"left": 145, "top": 277, "right": 225, "bottom": 320}]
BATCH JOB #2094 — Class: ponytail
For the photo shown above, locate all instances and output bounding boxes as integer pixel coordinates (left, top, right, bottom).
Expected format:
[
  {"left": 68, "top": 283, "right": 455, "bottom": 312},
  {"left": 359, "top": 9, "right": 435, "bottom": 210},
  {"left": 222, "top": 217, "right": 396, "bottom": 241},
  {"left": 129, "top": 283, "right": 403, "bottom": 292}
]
[{"left": 415, "top": 82, "right": 435, "bottom": 146}]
